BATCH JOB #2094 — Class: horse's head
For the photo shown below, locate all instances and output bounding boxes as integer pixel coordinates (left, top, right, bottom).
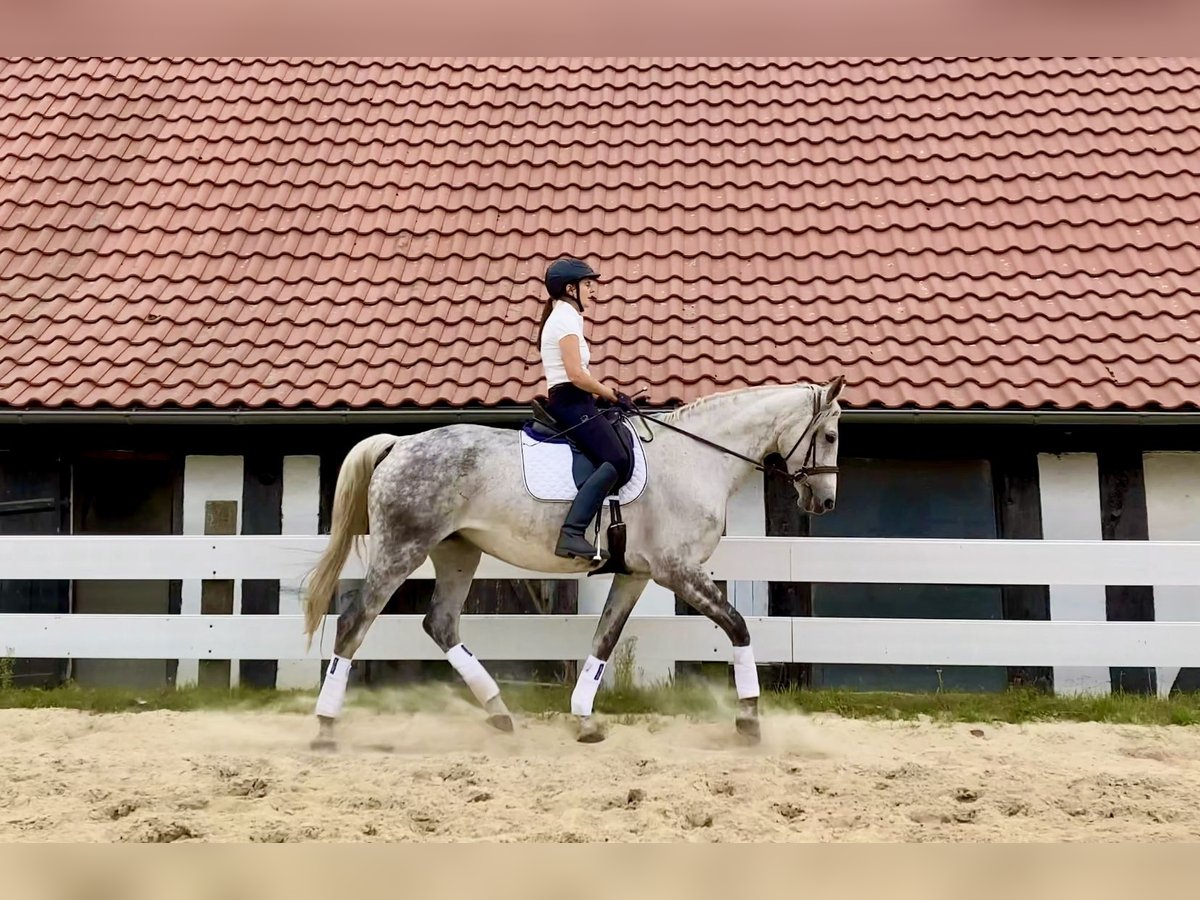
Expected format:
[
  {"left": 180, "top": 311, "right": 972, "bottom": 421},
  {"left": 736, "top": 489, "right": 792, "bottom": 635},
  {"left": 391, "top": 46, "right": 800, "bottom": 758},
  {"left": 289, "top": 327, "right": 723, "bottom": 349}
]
[{"left": 778, "top": 375, "right": 844, "bottom": 516}]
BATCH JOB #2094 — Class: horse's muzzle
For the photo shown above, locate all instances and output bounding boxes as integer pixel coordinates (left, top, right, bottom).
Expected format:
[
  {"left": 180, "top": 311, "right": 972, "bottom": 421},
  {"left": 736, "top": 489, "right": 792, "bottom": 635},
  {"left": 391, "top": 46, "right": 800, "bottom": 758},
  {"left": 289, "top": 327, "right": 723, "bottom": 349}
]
[{"left": 801, "top": 492, "right": 835, "bottom": 516}]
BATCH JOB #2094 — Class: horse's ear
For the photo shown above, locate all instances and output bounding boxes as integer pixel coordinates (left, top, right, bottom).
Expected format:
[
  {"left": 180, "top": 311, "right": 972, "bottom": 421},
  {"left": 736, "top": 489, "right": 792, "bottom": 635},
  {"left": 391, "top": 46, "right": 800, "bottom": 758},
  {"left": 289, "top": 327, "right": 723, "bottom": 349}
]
[{"left": 825, "top": 374, "right": 845, "bottom": 402}]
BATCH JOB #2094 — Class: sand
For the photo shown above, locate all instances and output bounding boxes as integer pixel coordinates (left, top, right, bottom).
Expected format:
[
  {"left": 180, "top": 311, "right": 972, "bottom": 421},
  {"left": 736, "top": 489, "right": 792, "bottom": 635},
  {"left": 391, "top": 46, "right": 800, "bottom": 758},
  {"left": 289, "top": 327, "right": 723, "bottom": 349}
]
[{"left": 3, "top": 697, "right": 1200, "bottom": 843}]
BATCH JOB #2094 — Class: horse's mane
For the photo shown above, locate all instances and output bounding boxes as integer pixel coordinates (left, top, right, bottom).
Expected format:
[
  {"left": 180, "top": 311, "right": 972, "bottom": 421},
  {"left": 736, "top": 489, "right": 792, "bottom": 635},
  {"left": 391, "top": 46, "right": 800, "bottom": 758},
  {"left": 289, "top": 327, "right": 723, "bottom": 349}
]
[{"left": 662, "top": 382, "right": 813, "bottom": 422}]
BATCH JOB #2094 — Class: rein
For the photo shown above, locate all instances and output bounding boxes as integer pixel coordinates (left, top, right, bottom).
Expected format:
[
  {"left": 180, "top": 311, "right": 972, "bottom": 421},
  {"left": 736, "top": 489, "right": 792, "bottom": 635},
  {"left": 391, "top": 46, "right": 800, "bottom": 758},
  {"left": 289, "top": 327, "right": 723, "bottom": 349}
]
[{"left": 623, "top": 386, "right": 839, "bottom": 484}]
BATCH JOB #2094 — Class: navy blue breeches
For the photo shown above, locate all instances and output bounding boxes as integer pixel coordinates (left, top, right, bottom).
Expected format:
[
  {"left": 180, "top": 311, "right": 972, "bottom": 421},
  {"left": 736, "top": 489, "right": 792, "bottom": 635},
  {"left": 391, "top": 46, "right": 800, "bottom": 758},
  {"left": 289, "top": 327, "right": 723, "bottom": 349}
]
[{"left": 545, "top": 383, "right": 633, "bottom": 485}]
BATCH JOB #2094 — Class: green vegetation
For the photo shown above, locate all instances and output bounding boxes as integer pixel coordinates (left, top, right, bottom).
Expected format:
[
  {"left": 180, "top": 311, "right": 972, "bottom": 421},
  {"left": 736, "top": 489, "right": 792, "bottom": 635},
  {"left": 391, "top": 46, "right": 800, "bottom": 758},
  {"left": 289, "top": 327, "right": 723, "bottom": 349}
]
[
  {"left": 2, "top": 675, "right": 1199, "bottom": 726},
  {"left": 0, "top": 651, "right": 14, "bottom": 692}
]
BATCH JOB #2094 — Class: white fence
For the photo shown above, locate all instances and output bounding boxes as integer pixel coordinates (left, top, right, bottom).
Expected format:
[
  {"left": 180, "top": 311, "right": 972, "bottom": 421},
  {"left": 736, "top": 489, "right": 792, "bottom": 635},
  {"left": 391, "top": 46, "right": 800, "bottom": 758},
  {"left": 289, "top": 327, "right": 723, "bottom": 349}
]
[{"left": 3, "top": 535, "right": 1200, "bottom": 670}]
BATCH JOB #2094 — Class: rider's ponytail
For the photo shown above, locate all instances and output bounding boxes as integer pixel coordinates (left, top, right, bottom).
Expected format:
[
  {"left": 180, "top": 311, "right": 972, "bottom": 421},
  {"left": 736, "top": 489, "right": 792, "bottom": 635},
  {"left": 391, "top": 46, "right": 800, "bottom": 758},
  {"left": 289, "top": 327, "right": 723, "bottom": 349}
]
[{"left": 536, "top": 296, "right": 555, "bottom": 343}]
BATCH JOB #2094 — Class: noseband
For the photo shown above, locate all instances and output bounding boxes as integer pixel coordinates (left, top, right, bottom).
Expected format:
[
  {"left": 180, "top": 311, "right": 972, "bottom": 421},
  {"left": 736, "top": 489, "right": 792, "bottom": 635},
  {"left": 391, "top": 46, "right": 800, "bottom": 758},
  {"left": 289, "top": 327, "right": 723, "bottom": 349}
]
[{"left": 622, "top": 385, "right": 839, "bottom": 485}]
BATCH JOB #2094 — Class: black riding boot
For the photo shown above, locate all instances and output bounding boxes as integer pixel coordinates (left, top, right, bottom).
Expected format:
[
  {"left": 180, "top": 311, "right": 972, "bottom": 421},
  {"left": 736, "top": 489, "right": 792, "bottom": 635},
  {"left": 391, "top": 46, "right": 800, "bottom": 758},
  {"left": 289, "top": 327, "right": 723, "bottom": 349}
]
[{"left": 555, "top": 461, "right": 619, "bottom": 560}]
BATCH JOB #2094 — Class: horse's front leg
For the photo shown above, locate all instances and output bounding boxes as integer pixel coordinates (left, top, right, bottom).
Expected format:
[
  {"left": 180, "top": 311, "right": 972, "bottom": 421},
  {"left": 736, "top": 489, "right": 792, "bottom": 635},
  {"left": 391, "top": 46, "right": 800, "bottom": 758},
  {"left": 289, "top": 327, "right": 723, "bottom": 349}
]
[
  {"left": 572, "top": 574, "right": 648, "bottom": 743},
  {"left": 654, "top": 561, "right": 761, "bottom": 742}
]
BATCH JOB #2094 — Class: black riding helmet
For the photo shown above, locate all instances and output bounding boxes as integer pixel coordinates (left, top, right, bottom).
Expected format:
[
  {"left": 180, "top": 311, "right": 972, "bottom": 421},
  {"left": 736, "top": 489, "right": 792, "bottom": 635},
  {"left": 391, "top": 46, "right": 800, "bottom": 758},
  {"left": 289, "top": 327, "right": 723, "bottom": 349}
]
[{"left": 544, "top": 257, "right": 599, "bottom": 299}]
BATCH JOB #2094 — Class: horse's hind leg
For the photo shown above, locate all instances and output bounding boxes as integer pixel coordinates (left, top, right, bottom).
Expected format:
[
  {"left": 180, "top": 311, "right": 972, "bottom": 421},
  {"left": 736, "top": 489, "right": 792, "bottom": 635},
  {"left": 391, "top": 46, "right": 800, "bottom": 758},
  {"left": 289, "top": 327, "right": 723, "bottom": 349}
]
[
  {"left": 421, "top": 537, "right": 514, "bottom": 733},
  {"left": 654, "top": 561, "right": 762, "bottom": 743},
  {"left": 311, "top": 541, "right": 428, "bottom": 751},
  {"left": 572, "top": 574, "right": 649, "bottom": 743}
]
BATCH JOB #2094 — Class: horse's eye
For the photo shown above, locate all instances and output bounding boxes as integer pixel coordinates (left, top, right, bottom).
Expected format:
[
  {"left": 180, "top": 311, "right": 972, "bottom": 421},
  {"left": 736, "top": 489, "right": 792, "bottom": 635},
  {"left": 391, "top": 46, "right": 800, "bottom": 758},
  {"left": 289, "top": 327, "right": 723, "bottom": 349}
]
[{"left": 825, "top": 433, "right": 836, "bottom": 443}]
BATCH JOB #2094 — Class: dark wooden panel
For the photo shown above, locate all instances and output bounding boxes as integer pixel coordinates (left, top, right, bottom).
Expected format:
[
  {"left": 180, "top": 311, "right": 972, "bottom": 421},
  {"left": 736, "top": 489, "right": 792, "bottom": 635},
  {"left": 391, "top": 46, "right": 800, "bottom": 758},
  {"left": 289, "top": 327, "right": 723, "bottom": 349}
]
[
  {"left": 69, "top": 453, "right": 176, "bottom": 689},
  {"left": 764, "top": 454, "right": 813, "bottom": 617},
  {"left": 242, "top": 454, "right": 283, "bottom": 535},
  {"left": 199, "top": 495, "right": 238, "bottom": 689},
  {"left": 807, "top": 457, "right": 1006, "bottom": 693},
  {"left": 240, "top": 454, "right": 284, "bottom": 689},
  {"left": 1098, "top": 449, "right": 1156, "bottom": 695},
  {"left": 166, "top": 457, "right": 184, "bottom": 686},
  {"left": 319, "top": 451, "right": 341, "bottom": 536},
  {"left": 763, "top": 453, "right": 811, "bottom": 688},
  {"left": 0, "top": 451, "right": 69, "bottom": 686},
  {"left": 992, "top": 450, "right": 1053, "bottom": 691},
  {"left": 201, "top": 580, "right": 235, "bottom": 614},
  {"left": 1170, "top": 668, "right": 1200, "bottom": 696},
  {"left": 0, "top": 498, "right": 56, "bottom": 516}
]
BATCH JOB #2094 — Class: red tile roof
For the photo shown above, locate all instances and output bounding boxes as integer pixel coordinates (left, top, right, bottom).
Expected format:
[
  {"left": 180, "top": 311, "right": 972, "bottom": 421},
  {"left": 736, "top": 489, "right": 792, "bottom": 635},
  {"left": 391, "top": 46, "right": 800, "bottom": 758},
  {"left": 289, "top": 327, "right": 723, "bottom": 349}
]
[{"left": 2, "top": 57, "right": 1199, "bottom": 413}]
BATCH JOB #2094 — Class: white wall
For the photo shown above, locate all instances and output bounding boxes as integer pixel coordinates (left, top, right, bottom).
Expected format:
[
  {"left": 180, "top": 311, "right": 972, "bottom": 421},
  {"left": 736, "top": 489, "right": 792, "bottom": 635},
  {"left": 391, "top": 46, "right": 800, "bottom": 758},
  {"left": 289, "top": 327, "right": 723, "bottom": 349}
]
[
  {"left": 278, "top": 455, "right": 322, "bottom": 689},
  {"left": 1142, "top": 451, "right": 1200, "bottom": 697},
  {"left": 179, "top": 454, "right": 325, "bottom": 690},
  {"left": 178, "top": 455, "right": 244, "bottom": 687},
  {"left": 1037, "top": 452, "right": 1110, "bottom": 695}
]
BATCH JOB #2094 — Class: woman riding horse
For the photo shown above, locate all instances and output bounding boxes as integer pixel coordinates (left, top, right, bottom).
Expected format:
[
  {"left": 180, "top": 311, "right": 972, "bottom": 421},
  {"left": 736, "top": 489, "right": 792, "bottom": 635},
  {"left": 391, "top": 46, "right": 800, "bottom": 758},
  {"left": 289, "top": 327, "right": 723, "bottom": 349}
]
[{"left": 537, "top": 257, "right": 635, "bottom": 560}]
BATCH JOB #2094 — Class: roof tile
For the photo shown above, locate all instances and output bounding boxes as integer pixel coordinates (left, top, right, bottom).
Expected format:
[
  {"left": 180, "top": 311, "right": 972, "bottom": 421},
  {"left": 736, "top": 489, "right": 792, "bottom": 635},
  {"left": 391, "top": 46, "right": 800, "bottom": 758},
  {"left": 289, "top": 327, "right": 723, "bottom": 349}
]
[{"left": 2, "top": 58, "right": 1199, "bottom": 412}]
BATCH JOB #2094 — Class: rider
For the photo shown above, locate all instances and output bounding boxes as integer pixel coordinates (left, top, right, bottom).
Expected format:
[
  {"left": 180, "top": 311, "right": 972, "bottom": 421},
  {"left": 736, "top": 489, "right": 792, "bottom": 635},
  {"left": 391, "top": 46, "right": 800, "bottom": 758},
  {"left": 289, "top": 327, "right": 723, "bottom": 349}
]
[{"left": 537, "top": 257, "right": 634, "bottom": 560}]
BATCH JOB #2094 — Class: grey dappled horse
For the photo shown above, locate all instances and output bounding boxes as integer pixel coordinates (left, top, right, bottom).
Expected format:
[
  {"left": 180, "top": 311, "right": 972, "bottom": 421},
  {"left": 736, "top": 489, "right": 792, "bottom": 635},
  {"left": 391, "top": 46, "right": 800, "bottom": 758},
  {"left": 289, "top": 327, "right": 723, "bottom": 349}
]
[{"left": 301, "top": 377, "right": 844, "bottom": 747}]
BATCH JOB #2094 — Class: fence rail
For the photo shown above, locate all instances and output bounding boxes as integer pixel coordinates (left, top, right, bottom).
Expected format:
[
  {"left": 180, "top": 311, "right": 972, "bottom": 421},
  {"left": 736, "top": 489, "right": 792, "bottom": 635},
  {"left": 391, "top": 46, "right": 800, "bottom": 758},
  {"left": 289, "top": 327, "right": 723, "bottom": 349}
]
[
  {"left": 6, "top": 614, "right": 1200, "bottom": 667},
  {"left": 3, "top": 535, "right": 1200, "bottom": 670},
  {"left": 5, "top": 534, "right": 1200, "bottom": 585}
]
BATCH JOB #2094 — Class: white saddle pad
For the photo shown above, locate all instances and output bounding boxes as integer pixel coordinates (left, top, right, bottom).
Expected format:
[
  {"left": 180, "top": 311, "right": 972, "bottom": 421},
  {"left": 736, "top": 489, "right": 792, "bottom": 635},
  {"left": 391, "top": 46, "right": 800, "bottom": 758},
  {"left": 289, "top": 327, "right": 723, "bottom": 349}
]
[{"left": 520, "top": 419, "right": 648, "bottom": 503}]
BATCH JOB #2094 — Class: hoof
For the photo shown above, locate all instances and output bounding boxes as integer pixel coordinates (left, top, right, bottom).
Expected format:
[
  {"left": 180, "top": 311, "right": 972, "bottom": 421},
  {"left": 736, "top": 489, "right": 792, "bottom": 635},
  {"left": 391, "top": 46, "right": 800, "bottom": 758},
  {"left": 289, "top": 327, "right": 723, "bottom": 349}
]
[
  {"left": 487, "top": 714, "right": 514, "bottom": 733},
  {"left": 577, "top": 717, "right": 605, "bottom": 743},
  {"left": 735, "top": 697, "right": 761, "bottom": 743},
  {"left": 311, "top": 716, "right": 337, "bottom": 751},
  {"left": 735, "top": 716, "right": 762, "bottom": 744}
]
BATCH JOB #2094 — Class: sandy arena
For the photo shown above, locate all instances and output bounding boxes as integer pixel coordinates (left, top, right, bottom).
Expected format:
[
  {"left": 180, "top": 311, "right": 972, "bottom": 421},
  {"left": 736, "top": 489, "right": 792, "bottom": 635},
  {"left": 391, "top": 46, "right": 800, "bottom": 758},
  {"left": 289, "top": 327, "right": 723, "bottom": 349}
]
[{"left": 4, "top": 698, "right": 1200, "bottom": 842}]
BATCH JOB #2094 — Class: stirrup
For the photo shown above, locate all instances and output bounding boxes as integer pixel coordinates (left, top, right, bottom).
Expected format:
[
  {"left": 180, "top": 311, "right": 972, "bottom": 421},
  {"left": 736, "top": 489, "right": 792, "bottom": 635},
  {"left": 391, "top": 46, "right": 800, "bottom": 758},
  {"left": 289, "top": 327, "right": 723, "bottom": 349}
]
[{"left": 556, "top": 543, "right": 611, "bottom": 562}]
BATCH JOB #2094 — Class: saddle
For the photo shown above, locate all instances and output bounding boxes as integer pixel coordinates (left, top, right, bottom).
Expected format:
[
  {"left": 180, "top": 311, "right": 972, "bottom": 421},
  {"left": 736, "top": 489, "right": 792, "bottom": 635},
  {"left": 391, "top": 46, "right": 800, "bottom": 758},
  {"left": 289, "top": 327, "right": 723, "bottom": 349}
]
[
  {"left": 527, "top": 398, "right": 639, "bottom": 483},
  {"left": 523, "top": 396, "right": 640, "bottom": 577}
]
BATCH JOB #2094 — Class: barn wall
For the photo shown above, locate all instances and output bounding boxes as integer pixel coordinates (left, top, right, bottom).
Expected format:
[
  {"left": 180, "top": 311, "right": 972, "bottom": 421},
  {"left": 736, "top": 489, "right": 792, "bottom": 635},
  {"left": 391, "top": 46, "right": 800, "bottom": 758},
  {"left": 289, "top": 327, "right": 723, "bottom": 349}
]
[
  {"left": 1036, "top": 445, "right": 1200, "bottom": 697},
  {"left": 991, "top": 449, "right": 1051, "bottom": 690},
  {"left": 1036, "top": 452, "right": 1110, "bottom": 695},
  {"left": 0, "top": 448, "right": 70, "bottom": 687},
  {"left": 279, "top": 456, "right": 322, "bottom": 689},
  {"left": 768, "top": 421, "right": 1200, "bottom": 696},
  {"left": 768, "top": 423, "right": 1047, "bottom": 692},
  {"left": 1142, "top": 452, "right": 1200, "bottom": 696},
  {"left": 179, "top": 451, "right": 322, "bottom": 690},
  {"left": 4, "top": 419, "right": 1200, "bottom": 696},
  {"left": 68, "top": 452, "right": 179, "bottom": 689},
  {"left": 177, "top": 455, "right": 244, "bottom": 688}
]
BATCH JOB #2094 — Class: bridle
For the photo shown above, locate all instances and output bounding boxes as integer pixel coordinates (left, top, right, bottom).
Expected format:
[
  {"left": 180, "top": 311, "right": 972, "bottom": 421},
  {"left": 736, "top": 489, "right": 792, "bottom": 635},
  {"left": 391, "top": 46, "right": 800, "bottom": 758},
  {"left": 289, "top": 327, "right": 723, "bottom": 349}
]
[{"left": 621, "top": 385, "right": 840, "bottom": 485}]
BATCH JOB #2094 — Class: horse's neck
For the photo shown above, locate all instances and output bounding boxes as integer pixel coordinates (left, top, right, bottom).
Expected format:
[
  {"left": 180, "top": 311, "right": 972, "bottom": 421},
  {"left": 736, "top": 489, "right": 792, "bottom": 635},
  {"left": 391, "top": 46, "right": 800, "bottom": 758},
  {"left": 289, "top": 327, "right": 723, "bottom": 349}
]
[{"left": 664, "top": 386, "right": 811, "bottom": 491}]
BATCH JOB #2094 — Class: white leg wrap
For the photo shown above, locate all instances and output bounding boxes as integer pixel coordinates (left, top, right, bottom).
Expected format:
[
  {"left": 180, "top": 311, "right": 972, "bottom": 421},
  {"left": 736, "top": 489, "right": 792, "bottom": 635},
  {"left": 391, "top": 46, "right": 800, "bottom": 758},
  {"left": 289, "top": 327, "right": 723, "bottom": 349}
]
[
  {"left": 732, "top": 644, "right": 760, "bottom": 700},
  {"left": 315, "top": 654, "right": 352, "bottom": 718},
  {"left": 571, "top": 655, "right": 607, "bottom": 716},
  {"left": 446, "top": 643, "right": 500, "bottom": 705}
]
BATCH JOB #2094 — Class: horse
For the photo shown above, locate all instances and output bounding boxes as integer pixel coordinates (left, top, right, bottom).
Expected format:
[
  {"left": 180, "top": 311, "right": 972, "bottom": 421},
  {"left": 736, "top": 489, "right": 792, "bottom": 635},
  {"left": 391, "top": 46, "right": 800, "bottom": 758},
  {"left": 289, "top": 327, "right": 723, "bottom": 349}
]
[{"left": 300, "top": 376, "right": 844, "bottom": 748}]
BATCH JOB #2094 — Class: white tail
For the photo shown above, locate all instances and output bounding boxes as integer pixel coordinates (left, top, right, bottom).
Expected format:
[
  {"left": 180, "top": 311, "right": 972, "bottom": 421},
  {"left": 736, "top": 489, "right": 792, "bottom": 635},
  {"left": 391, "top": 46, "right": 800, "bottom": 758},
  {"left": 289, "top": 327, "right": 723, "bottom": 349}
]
[{"left": 301, "top": 434, "right": 399, "bottom": 646}]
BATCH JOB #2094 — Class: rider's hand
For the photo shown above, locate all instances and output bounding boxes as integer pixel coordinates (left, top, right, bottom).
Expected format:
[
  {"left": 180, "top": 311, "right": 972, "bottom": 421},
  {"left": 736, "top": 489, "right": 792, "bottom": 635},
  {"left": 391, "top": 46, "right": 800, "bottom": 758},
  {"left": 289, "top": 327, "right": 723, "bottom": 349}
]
[{"left": 615, "top": 391, "right": 637, "bottom": 412}]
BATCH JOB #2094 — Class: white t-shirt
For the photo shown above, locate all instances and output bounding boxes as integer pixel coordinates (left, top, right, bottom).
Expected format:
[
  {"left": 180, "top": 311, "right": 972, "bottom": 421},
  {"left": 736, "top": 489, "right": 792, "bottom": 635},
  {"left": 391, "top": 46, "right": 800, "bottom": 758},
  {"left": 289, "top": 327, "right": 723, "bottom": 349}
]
[{"left": 540, "top": 300, "right": 590, "bottom": 389}]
